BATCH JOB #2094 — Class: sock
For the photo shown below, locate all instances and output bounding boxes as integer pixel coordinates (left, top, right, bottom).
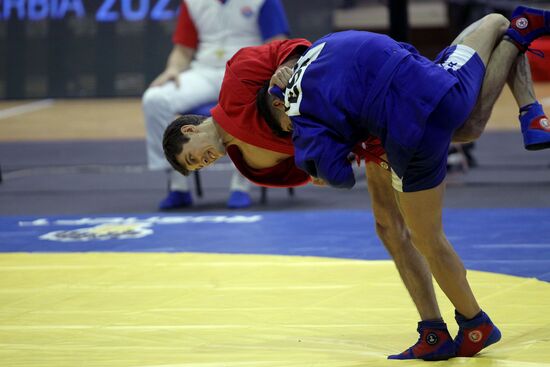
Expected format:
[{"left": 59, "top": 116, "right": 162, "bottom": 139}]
[{"left": 520, "top": 102, "right": 537, "bottom": 115}]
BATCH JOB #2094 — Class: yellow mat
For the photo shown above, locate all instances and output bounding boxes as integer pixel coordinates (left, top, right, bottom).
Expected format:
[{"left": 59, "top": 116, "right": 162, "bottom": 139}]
[{"left": 1, "top": 253, "right": 549, "bottom": 366}]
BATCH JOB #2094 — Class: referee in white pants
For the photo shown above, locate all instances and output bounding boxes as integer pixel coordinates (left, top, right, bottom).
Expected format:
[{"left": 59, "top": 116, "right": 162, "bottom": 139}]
[{"left": 143, "top": 0, "right": 289, "bottom": 209}]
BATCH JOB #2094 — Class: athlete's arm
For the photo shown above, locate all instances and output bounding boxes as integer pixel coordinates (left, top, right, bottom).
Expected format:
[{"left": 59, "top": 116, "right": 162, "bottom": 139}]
[
  {"left": 166, "top": 44, "right": 194, "bottom": 72},
  {"left": 310, "top": 176, "right": 327, "bottom": 186},
  {"left": 258, "top": 0, "right": 290, "bottom": 43},
  {"left": 150, "top": 45, "right": 194, "bottom": 88},
  {"left": 265, "top": 34, "right": 288, "bottom": 43},
  {"left": 292, "top": 116, "right": 355, "bottom": 189},
  {"left": 151, "top": 1, "right": 196, "bottom": 87}
]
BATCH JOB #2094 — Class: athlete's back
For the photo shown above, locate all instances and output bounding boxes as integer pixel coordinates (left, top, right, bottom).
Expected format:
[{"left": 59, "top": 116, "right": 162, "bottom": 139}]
[
  {"left": 285, "top": 31, "right": 402, "bottom": 138},
  {"left": 286, "top": 30, "right": 458, "bottom": 187}
]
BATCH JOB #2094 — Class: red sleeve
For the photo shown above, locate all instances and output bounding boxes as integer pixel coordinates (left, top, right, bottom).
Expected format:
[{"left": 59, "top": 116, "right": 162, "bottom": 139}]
[
  {"left": 172, "top": 1, "right": 198, "bottom": 49},
  {"left": 212, "top": 39, "right": 312, "bottom": 154},
  {"left": 225, "top": 39, "right": 311, "bottom": 94}
]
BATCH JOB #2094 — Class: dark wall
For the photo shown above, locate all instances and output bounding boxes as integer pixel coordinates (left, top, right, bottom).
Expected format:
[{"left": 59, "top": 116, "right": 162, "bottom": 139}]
[
  {"left": 1, "top": 0, "right": 336, "bottom": 100},
  {"left": 1, "top": 0, "right": 180, "bottom": 99},
  {"left": 281, "top": 0, "right": 334, "bottom": 41}
]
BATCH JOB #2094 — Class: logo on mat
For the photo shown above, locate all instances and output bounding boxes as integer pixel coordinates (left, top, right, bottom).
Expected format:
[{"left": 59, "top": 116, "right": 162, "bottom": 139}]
[
  {"left": 20, "top": 215, "right": 263, "bottom": 242},
  {"left": 426, "top": 332, "right": 439, "bottom": 345},
  {"left": 516, "top": 17, "right": 529, "bottom": 29},
  {"left": 40, "top": 223, "right": 153, "bottom": 242},
  {"left": 468, "top": 330, "right": 483, "bottom": 343}
]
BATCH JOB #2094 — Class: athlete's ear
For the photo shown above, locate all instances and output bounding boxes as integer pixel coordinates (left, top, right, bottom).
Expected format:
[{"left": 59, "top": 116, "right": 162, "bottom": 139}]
[
  {"left": 271, "top": 98, "right": 286, "bottom": 111},
  {"left": 180, "top": 125, "right": 198, "bottom": 135}
]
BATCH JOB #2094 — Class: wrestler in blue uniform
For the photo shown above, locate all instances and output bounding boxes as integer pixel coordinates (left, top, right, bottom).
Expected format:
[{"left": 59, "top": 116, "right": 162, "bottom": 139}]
[{"left": 283, "top": 30, "right": 486, "bottom": 192}]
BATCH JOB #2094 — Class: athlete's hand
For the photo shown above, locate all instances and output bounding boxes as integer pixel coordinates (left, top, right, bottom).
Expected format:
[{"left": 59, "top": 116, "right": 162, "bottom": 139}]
[
  {"left": 269, "top": 66, "right": 293, "bottom": 90},
  {"left": 150, "top": 67, "right": 180, "bottom": 88},
  {"left": 310, "top": 176, "right": 327, "bottom": 187}
]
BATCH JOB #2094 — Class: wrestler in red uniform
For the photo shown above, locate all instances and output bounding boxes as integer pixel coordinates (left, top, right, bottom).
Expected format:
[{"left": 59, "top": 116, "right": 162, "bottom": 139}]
[{"left": 211, "top": 39, "right": 389, "bottom": 188}]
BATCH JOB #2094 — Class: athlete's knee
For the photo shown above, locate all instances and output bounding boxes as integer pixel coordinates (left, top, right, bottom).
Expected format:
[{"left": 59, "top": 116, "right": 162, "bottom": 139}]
[
  {"left": 414, "top": 241, "right": 449, "bottom": 263},
  {"left": 483, "top": 13, "right": 510, "bottom": 34},
  {"left": 406, "top": 224, "right": 446, "bottom": 255},
  {"left": 374, "top": 215, "right": 411, "bottom": 255},
  {"left": 453, "top": 117, "right": 487, "bottom": 143},
  {"left": 375, "top": 219, "right": 407, "bottom": 241}
]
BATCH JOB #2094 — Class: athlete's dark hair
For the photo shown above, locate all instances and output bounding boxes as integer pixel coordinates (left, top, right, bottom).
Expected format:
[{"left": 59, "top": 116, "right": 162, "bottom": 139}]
[
  {"left": 163, "top": 114, "right": 208, "bottom": 176},
  {"left": 256, "top": 81, "right": 291, "bottom": 138}
]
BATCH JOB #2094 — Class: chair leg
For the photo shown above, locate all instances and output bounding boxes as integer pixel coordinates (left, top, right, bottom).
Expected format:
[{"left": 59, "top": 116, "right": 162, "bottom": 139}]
[
  {"left": 260, "top": 187, "right": 294, "bottom": 204},
  {"left": 194, "top": 171, "right": 203, "bottom": 198},
  {"left": 260, "top": 187, "right": 267, "bottom": 204}
]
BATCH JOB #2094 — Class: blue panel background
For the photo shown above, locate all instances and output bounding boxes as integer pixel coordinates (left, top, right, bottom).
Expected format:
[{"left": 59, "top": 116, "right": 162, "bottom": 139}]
[{"left": 1, "top": 208, "right": 549, "bottom": 281}]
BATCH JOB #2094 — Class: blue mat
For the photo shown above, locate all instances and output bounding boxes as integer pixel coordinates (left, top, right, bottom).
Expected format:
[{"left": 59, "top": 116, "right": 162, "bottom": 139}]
[{"left": 1, "top": 208, "right": 549, "bottom": 281}]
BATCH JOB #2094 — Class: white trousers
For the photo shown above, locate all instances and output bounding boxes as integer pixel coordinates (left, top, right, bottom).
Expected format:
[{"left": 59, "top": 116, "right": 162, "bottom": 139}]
[{"left": 143, "top": 65, "right": 250, "bottom": 193}]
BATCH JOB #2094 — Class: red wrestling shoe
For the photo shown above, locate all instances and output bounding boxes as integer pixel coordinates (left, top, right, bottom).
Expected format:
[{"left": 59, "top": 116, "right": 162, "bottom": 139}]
[
  {"left": 506, "top": 6, "right": 550, "bottom": 53},
  {"left": 388, "top": 320, "right": 456, "bottom": 361},
  {"left": 454, "top": 310, "right": 501, "bottom": 357}
]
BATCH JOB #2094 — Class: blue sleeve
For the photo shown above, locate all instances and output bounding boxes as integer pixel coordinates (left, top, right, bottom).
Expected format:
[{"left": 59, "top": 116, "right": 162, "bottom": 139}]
[
  {"left": 292, "top": 117, "right": 355, "bottom": 189},
  {"left": 258, "top": 0, "right": 290, "bottom": 41},
  {"left": 398, "top": 41, "right": 419, "bottom": 55}
]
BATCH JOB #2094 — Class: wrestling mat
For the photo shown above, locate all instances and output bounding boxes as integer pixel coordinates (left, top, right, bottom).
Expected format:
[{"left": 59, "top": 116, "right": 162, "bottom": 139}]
[{"left": 1, "top": 209, "right": 549, "bottom": 366}]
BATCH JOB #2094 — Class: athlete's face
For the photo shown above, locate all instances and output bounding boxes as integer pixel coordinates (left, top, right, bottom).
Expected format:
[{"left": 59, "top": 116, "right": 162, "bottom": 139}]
[{"left": 176, "top": 126, "right": 225, "bottom": 172}]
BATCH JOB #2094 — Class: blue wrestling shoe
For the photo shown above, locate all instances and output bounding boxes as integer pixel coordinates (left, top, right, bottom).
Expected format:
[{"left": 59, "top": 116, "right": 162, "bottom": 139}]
[
  {"left": 520, "top": 102, "right": 550, "bottom": 151},
  {"left": 506, "top": 6, "right": 550, "bottom": 53},
  {"left": 388, "top": 320, "right": 456, "bottom": 361},
  {"left": 227, "top": 190, "right": 252, "bottom": 209},
  {"left": 454, "top": 310, "right": 501, "bottom": 357},
  {"left": 159, "top": 191, "right": 193, "bottom": 210}
]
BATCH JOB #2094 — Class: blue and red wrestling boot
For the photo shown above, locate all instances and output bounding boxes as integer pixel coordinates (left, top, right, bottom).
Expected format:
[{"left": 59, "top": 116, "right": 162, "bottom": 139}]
[
  {"left": 506, "top": 6, "right": 550, "bottom": 53},
  {"left": 519, "top": 102, "right": 550, "bottom": 151},
  {"left": 454, "top": 310, "right": 501, "bottom": 357},
  {"left": 388, "top": 320, "right": 456, "bottom": 361}
]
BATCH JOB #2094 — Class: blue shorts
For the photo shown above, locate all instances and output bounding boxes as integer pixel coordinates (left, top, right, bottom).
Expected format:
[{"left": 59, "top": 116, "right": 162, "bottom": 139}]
[{"left": 392, "top": 44, "right": 486, "bottom": 192}]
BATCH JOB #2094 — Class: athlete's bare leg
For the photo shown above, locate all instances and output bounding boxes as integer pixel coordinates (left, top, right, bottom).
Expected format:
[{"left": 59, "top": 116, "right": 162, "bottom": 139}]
[
  {"left": 394, "top": 184, "right": 479, "bottom": 318},
  {"left": 397, "top": 14, "right": 517, "bottom": 324},
  {"left": 394, "top": 15, "right": 511, "bottom": 319},
  {"left": 507, "top": 54, "right": 537, "bottom": 109},
  {"left": 388, "top": 15, "right": 512, "bottom": 310},
  {"left": 450, "top": 13, "right": 540, "bottom": 142},
  {"left": 366, "top": 162, "right": 441, "bottom": 321},
  {"left": 454, "top": 14, "right": 509, "bottom": 70},
  {"left": 450, "top": 14, "right": 521, "bottom": 142}
]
